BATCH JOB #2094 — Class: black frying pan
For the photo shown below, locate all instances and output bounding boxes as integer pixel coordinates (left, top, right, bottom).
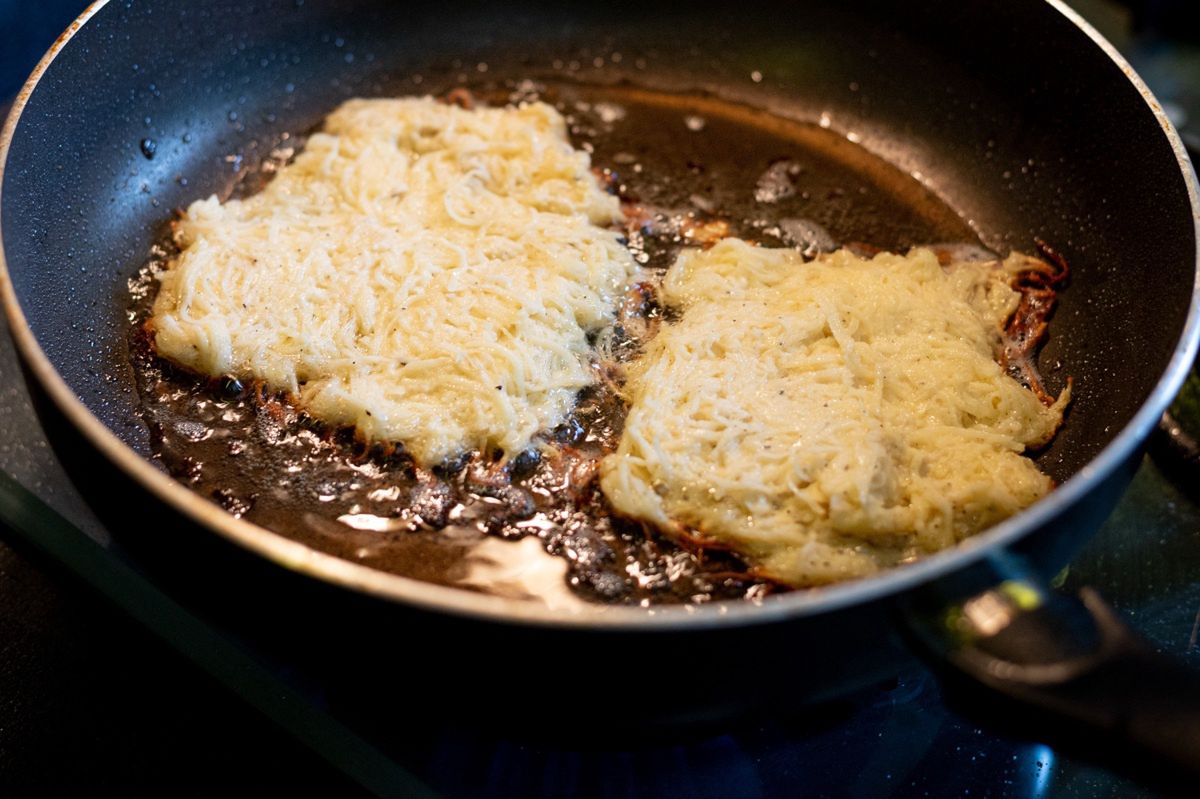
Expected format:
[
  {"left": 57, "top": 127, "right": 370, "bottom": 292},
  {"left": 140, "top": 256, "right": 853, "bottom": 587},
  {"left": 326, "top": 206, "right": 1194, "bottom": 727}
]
[{"left": 2, "top": 0, "right": 1200, "bottom": 790}]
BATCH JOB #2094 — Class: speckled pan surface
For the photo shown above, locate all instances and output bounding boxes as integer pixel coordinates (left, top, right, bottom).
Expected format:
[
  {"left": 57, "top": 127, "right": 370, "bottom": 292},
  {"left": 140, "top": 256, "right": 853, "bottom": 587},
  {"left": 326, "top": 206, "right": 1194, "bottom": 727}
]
[{"left": 1, "top": 0, "right": 1198, "bottom": 628}]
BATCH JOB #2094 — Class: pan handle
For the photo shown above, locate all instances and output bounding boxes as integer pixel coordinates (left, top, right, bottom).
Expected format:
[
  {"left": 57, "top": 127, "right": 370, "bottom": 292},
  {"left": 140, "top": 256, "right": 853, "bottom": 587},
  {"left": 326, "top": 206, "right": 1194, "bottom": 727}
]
[{"left": 904, "top": 552, "right": 1200, "bottom": 792}]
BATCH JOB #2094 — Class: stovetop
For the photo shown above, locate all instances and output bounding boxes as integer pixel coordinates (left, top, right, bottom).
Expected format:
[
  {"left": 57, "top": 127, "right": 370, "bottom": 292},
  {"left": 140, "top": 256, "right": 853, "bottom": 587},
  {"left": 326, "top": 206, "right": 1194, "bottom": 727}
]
[{"left": 1, "top": 1, "right": 1199, "bottom": 796}]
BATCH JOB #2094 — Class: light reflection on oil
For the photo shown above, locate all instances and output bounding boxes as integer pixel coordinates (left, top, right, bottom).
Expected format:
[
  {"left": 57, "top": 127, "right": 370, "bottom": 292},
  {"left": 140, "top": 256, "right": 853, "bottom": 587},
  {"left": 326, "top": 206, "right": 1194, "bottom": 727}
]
[{"left": 458, "top": 536, "right": 589, "bottom": 611}]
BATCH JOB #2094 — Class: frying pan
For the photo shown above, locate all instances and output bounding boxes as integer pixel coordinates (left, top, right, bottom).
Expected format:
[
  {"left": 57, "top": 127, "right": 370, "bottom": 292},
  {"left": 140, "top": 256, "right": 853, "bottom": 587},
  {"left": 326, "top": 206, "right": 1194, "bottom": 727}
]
[{"left": 2, "top": 0, "right": 1200, "bottom": 788}]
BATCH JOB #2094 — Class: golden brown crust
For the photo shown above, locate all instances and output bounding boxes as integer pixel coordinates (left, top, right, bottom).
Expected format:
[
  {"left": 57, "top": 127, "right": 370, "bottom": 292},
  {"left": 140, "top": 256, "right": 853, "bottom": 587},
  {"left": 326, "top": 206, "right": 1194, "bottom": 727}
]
[
  {"left": 1001, "top": 239, "right": 1071, "bottom": 407},
  {"left": 441, "top": 87, "right": 476, "bottom": 110}
]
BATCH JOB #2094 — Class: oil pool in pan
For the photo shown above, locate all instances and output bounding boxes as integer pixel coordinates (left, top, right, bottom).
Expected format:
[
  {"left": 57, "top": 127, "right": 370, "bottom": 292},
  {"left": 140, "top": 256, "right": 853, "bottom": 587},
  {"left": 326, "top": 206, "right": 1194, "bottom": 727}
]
[{"left": 127, "top": 81, "right": 987, "bottom": 607}]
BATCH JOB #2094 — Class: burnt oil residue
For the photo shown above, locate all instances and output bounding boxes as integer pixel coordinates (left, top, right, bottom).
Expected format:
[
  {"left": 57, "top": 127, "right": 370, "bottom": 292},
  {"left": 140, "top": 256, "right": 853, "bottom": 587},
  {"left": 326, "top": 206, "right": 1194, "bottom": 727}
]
[
  {"left": 127, "top": 81, "right": 983, "bottom": 607},
  {"left": 560, "top": 83, "right": 975, "bottom": 264}
]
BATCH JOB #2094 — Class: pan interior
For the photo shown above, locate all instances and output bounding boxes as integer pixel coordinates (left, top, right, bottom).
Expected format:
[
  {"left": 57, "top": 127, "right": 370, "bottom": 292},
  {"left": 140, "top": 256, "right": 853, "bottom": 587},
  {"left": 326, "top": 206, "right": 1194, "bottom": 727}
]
[
  {"left": 125, "top": 80, "right": 993, "bottom": 605},
  {"left": 2, "top": 0, "right": 1196, "bottom": 613}
]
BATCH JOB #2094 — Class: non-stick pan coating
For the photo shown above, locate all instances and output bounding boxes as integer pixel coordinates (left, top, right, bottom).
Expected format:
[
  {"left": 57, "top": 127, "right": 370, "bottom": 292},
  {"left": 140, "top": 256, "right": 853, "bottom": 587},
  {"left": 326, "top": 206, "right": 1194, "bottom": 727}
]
[{"left": 2, "top": 0, "right": 1197, "bottom": 627}]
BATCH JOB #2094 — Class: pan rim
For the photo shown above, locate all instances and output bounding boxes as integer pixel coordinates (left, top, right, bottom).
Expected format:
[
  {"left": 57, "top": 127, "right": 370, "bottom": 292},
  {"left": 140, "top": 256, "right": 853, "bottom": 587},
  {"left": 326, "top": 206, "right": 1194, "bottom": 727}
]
[{"left": 1, "top": 0, "right": 1199, "bottom": 631}]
